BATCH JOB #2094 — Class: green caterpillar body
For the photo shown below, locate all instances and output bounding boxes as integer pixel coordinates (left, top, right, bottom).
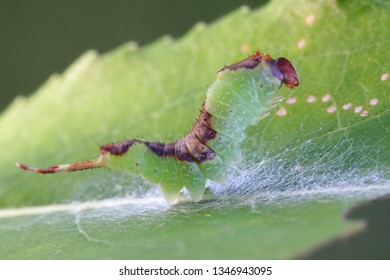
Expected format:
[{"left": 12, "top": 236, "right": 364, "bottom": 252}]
[{"left": 17, "top": 51, "right": 299, "bottom": 203}]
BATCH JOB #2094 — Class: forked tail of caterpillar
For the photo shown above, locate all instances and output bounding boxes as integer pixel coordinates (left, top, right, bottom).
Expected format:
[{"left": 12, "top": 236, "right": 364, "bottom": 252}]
[{"left": 16, "top": 158, "right": 105, "bottom": 174}]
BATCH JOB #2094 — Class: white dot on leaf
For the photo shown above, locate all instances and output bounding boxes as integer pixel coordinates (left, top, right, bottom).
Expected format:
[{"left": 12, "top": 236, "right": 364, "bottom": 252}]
[
  {"left": 326, "top": 104, "right": 337, "bottom": 113},
  {"left": 380, "top": 73, "right": 389, "bottom": 81},
  {"left": 276, "top": 107, "right": 287, "bottom": 116},
  {"left": 342, "top": 103, "right": 352, "bottom": 110},
  {"left": 322, "top": 93, "right": 332, "bottom": 102},
  {"left": 307, "top": 95, "right": 317, "bottom": 103},
  {"left": 360, "top": 110, "right": 369, "bottom": 117},
  {"left": 354, "top": 106, "right": 363, "bottom": 113},
  {"left": 286, "top": 97, "right": 297, "bottom": 104},
  {"left": 369, "top": 98, "right": 379, "bottom": 106},
  {"left": 305, "top": 14, "right": 315, "bottom": 25},
  {"left": 240, "top": 43, "right": 250, "bottom": 53},
  {"left": 296, "top": 38, "right": 306, "bottom": 49}
]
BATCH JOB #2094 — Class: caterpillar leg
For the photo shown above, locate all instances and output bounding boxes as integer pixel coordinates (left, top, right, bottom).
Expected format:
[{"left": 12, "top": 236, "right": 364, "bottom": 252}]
[
  {"left": 176, "top": 161, "right": 206, "bottom": 202},
  {"left": 158, "top": 157, "right": 185, "bottom": 204}
]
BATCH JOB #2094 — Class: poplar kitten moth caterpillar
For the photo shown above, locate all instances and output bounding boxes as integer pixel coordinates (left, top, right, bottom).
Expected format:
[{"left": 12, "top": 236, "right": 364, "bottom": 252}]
[{"left": 17, "top": 51, "right": 299, "bottom": 203}]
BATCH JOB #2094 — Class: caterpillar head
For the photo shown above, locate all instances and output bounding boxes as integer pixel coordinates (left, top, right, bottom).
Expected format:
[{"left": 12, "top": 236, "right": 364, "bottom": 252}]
[
  {"left": 274, "top": 57, "right": 300, "bottom": 90},
  {"left": 219, "top": 51, "right": 299, "bottom": 90}
]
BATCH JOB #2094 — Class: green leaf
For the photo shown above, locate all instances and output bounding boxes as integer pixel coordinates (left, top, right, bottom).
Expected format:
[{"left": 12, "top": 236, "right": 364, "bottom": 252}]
[{"left": 0, "top": 0, "right": 389, "bottom": 259}]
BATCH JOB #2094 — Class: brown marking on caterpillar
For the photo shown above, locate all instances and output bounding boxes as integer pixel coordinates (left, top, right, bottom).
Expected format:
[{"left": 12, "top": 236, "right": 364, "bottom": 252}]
[
  {"left": 175, "top": 139, "right": 195, "bottom": 162},
  {"left": 192, "top": 119, "right": 216, "bottom": 144},
  {"left": 163, "top": 142, "right": 176, "bottom": 156},
  {"left": 189, "top": 106, "right": 216, "bottom": 143},
  {"left": 100, "top": 139, "right": 141, "bottom": 156},
  {"left": 143, "top": 141, "right": 166, "bottom": 157},
  {"left": 99, "top": 102, "right": 217, "bottom": 163},
  {"left": 219, "top": 50, "right": 270, "bottom": 72},
  {"left": 184, "top": 132, "right": 216, "bottom": 162}
]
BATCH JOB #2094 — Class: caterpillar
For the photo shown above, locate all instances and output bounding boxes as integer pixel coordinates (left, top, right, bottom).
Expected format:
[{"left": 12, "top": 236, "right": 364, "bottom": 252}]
[{"left": 16, "top": 51, "right": 299, "bottom": 203}]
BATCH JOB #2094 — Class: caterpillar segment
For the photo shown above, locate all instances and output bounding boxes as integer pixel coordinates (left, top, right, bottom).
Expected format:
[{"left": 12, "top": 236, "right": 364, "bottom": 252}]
[{"left": 16, "top": 50, "right": 299, "bottom": 203}]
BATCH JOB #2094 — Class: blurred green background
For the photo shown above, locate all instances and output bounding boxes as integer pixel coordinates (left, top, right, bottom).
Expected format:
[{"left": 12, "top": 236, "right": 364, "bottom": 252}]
[{"left": 0, "top": 0, "right": 266, "bottom": 112}]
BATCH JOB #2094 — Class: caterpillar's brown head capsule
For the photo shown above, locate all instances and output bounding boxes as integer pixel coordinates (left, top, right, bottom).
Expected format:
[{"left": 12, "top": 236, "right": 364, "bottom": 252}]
[
  {"left": 274, "top": 57, "right": 300, "bottom": 89},
  {"left": 218, "top": 50, "right": 299, "bottom": 90}
]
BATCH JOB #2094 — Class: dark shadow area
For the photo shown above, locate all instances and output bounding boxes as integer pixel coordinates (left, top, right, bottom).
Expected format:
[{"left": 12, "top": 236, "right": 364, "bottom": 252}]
[
  {"left": 307, "top": 195, "right": 390, "bottom": 259},
  {"left": 0, "top": 0, "right": 267, "bottom": 112}
]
